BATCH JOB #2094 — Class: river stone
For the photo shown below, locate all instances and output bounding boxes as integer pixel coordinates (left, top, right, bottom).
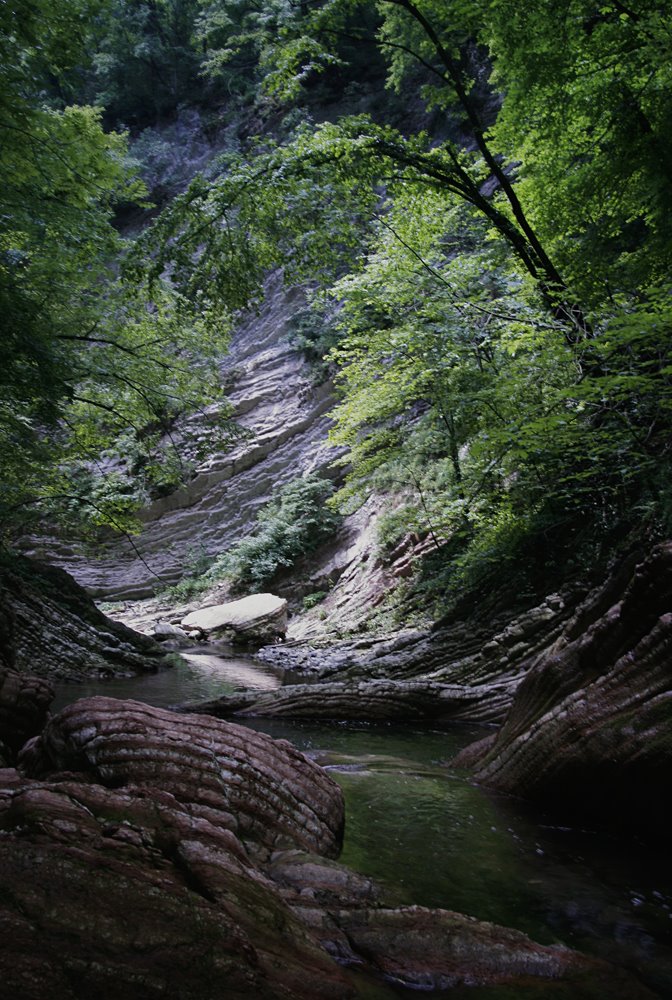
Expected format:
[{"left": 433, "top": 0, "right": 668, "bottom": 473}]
[
  {"left": 152, "top": 621, "right": 190, "bottom": 645},
  {"left": 182, "top": 593, "right": 288, "bottom": 643}
]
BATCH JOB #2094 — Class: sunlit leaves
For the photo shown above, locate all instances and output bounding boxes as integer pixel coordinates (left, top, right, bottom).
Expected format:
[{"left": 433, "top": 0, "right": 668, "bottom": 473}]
[{"left": 485, "top": 0, "right": 672, "bottom": 302}]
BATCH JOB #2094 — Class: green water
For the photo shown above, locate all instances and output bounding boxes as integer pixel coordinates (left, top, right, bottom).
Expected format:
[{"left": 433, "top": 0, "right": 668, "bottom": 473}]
[
  {"left": 244, "top": 718, "right": 672, "bottom": 998},
  {"left": 54, "top": 661, "right": 672, "bottom": 998}
]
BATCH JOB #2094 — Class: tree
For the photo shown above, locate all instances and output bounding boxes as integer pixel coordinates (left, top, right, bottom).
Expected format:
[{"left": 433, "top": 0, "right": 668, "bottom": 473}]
[
  {"left": 91, "top": 0, "right": 203, "bottom": 127},
  {"left": 0, "top": 0, "right": 232, "bottom": 537},
  {"left": 485, "top": 0, "right": 672, "bottom": 305},
  {"left": 135, "top": 0, "right": 672, "bottom": 594}
]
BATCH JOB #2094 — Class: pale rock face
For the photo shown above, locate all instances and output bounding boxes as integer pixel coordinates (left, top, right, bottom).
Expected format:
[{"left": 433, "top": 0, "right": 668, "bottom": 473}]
[
  {"left": 182, "top": 593, "right": 288, "bottom": 642},
  {"left": 20, "top": 271, "right": 425, "bottom": 634},
  {"left": 23, "top": 274, "right": 343, "bottom": 600}
]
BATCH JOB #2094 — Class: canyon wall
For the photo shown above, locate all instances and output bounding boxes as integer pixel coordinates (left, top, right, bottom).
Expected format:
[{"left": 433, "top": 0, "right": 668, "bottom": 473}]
[{"left": 27, "top": 275, "right": 344, "bottom": 601}]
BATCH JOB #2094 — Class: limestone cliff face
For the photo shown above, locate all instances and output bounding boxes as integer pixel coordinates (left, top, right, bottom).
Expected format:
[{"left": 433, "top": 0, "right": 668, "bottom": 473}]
[
  {"left": 30, "top": 275, "right": 343, "bottom": 601},
  {"left": 25, "top": 269, "right": 430, "bottom": 633}
]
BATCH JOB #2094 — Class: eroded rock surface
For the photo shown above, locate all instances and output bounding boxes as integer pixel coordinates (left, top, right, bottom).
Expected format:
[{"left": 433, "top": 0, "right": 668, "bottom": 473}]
[
  {"left": 188, "top": 591, "right": 579, "bottom": 725},
  {"left": 0, "top": 693, "right": 656, "bottom": 998},
  {"left": 185, "top": 676, "right": 515, "bottom": 724},
  {"left": 0, "top": 666, "right": 53, "bottom": 764},
  {"left": 182, "top": 593, "right": 288, "bottom": 644},
  {"left": 0, "top": 695, "right": 351, "bottom": 999},
  {"left": 23, "top": 275, "right": 342, "bottom": 600},
  {"left": 453, "top": 543, "right": 672, "bottom": 834},
  {"left": 0, "top": 556, "right": 165, "bottom": 681},
  {"left": 20, "top": 697, "right": 344, "bottom": 860}
]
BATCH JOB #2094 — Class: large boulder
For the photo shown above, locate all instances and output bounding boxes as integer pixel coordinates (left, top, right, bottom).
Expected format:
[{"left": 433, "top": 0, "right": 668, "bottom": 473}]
[
  {"left": 20, "top": 696, "right": 344, "bottom": 860},
  {"left": 0, "top": 781, "right": 350, "bottom": 1000},
  {"left": 0, "top": 695, "right": 351, "bottom": 999},
  {"left": 181, "top": 593, "right": 288, "bottom": 644}
]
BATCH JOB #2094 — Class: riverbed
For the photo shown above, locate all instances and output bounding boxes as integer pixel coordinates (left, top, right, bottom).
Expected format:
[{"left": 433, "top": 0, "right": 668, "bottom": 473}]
[{"left": 54, "top": 649, "right": 672, "bottom": 998}]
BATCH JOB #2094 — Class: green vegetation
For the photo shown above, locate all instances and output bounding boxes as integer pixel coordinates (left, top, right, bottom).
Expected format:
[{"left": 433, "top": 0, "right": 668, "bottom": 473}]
[
  {"left": 302, "top": 590, "right": 329, "bottom": 611},
  {"left": 3, "top": 0, "right": 672, "bottom": 608},
  {"left": 214, "top": 475, "right": 342, "bottom": 591},
  {"left": 0, "top": 0, "right": 233, "bottom": 539},
  {"left": 161, "top": 476, "right": 341, "bottom": 599}
]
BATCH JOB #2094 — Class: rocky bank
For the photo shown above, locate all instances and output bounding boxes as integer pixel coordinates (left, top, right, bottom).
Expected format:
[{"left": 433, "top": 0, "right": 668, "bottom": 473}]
[
  {"left": 0, "top": 688, "right": 655, "bottom": 999},
  {"left": 185, "top": 541, "right": 672, "bottom": 841},
  {"left": 0, "top": 555, "right": 165, "bottom": 682}
]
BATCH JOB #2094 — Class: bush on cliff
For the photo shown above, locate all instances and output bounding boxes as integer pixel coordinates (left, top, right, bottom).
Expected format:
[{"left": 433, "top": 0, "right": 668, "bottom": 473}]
[
  {"left": 212, "top": 475, "right": 342, "bottom": 593},
  {"left": 161, "top": 476, "right": 341, "bottom": 600}
]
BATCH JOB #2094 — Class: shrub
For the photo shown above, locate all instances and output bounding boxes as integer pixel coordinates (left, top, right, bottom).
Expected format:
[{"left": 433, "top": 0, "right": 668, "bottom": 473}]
[
  {"left": 302, "top": 590, "right": 328, "bottom": 610},
  {"left": 211, "top": 475, "right": 342, "bottom": 593}
]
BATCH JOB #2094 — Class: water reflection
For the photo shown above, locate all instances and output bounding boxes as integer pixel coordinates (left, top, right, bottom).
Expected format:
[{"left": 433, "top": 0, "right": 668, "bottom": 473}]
[
  {"left": 180, "top": 651, "right": 280, "bottom": 691},
  {"left": 51, "top": 646, "right": 281, "bottom": 713},
  {"left": 244, "top": 718, "right": 672, "bottom": 998}
]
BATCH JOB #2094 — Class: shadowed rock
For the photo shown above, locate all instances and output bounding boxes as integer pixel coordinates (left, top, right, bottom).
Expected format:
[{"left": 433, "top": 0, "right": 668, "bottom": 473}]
[
  {"left": 0, "top": 666, "right": 53, "bottom": 764},
  {"left": 317, "top": 906, "right": 653, "bottom": 995},
  {"left": 0, "top": 695, "right": 352, "bottom": 998},
  {"left": 267, "top": 857, "right": 655, "bottom": 998},
  {"left": 0, "top": 776, "right": 352, "bottom": 1000},
  {"left": 19, "top": 696, "right": 344, "bottom": 860},
  {"left": 0, "top": 555, "right": 165, "bottom": 681},
  {"left": 0, "top": 695, "right": 656, "bottom": 998},
  {"left": 454, "top": 543, "right": 672, "bottom": 834}
]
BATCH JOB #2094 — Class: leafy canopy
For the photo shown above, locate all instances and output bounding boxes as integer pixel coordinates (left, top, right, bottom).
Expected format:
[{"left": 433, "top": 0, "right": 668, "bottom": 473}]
[
  {"left": 0, "top": 0, "right": 233, "bottom": 537},
  {"left": 141, "top": 0, "right": 672, "bottom": 596}
]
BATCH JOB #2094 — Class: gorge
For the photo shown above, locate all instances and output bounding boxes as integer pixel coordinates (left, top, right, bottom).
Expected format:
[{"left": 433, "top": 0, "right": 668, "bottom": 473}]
[
  {"left": 2, "top": 292, "right": 672, "bottom": 996},
  {"left": 2, "top": 1, "right": 672, "bottom": 997}
]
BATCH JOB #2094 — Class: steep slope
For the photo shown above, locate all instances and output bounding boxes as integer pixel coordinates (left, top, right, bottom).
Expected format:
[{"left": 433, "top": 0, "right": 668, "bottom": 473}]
[{"left": 29, "top": 275, "right": 342, "bottom": 601}]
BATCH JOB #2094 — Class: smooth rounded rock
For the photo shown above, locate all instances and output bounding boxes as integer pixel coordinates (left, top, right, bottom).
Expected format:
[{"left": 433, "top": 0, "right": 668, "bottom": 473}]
[{"left": 182, "top": 593, "right": 288, "bottom": 643}]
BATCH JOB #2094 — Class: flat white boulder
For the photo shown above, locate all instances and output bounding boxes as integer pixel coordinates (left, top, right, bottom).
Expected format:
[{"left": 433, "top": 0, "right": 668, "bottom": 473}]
[{"left": 181, "top": 594, "right": 288, "bottom": 641}]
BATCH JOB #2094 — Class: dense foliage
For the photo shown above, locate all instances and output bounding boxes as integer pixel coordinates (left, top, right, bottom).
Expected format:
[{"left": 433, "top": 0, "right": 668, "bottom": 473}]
[
  {"left": 3, "top": 0, "right": 671, "bottom": 602},
  {"left": 136, "top": 0, "right": 672, "bottom": 597},
  {"left": 163, "top": 475, "right": 341, "bottom": 598},
  {"left": 0, "top": 0, "right": 233, "bottom": 537}
]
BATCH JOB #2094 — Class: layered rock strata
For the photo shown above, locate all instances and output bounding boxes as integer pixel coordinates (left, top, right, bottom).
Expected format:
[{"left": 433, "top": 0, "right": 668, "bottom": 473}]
[
  {"left": 188, "top": 591, "right": 578, "bottom": 725},
  {"left": 1, "top": 695, "right": 350, "bottom": 999},
  {"left": 0, "top": 691, "right": 652, "bottom": 998},
  {"left": 21, "top": 697, "right": 344, "bottom": 860},
  {"left": 0, "top": 556, "right": 165, "bottom": 681},
  {"left": 184, "top": 676, "right": 516, "bottom": 724},
  {"left": 451, "top": 542, "right": 672, "bottom": 834},
  {"left": 24, "top": 275, "right": 342, "bottom": 599},
  {"left": 186, "top": 542, "right": 672, "bottom": 844}
]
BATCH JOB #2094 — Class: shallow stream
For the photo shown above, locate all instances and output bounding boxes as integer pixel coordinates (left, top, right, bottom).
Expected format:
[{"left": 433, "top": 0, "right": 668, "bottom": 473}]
[{"left": 54, "top": 649, "right": 672, "bottom": 999}]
